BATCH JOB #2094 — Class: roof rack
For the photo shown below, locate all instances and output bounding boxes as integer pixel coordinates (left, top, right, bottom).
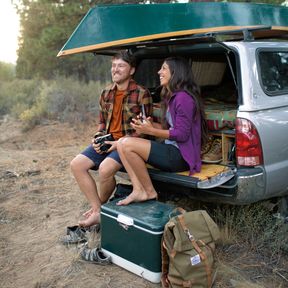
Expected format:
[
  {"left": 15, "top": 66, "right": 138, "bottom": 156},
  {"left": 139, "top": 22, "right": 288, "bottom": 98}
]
[
  {"left": 93, "top": 26, "right": 288, "bottom": 56},
  {"left": 201, "top": 26, "right": 273, "bottom": 41}
]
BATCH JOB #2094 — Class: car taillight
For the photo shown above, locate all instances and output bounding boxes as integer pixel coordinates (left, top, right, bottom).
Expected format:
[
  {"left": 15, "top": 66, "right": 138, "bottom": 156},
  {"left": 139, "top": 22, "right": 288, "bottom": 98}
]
[{"left": 236, "top": 118, "right": 263, "bottom": 166}]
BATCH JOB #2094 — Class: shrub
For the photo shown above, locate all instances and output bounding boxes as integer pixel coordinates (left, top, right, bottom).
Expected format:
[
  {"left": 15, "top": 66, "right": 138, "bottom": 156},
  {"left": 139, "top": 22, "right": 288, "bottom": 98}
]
[
  {"left": 19, "top": 92, "right": 48, "bottom": 129},
  {"left": 0, "top": 79, "right": 41, "bottom": 117},
  {"left": 212, "top": 201, "right": 288, "bottom": 257},
  {"left": 0, "top": 62, "right": 15, "bottom": 81},
  {"left": 0, "top": 77, "right": 104, "bottom": 127},
  {"left": 43, "top": 77, "right": 103, "bottom": 123}
]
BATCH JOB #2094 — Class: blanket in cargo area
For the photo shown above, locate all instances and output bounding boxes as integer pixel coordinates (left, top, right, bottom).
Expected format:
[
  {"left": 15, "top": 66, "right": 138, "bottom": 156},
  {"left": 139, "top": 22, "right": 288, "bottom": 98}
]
[
  {"left": 204, "top": 102, "right": 236, "bottom": 130},
  {"left": 152, "top": 102, "right": 237, "bottom": 131}
]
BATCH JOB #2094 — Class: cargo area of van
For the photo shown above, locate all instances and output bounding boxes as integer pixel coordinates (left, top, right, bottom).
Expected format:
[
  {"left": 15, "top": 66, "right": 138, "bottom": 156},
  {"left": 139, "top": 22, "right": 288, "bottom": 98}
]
[{"left": 132, "top": 45, "right": 238, "bottom": 192}]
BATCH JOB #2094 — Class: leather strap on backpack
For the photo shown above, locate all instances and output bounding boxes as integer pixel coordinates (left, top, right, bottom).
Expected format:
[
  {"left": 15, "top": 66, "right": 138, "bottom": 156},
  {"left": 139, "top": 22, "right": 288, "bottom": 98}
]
[
  {"left": 161, "top": 240, "right": 169, "bottom": 275},
  {"left": 161, "top": 239, "right": 170, "bottom": 288},
  {"left": 168, "top": 275, "right": 193, "bottom": 287},
  {"left": 178, "top": 215, "right": 212, "bottom": 288}
]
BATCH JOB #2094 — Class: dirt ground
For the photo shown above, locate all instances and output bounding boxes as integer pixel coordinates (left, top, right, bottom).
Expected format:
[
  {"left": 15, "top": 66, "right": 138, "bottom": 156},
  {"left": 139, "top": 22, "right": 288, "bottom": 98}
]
[{"left": 0, "top": 117, "right": 287, "bottom": 288}]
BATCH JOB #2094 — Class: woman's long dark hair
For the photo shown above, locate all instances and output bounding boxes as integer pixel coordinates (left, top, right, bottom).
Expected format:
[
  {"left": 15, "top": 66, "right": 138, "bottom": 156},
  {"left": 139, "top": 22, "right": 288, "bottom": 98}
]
[{"left": 160, "top": 57, "right": 208, "bottom": 145}]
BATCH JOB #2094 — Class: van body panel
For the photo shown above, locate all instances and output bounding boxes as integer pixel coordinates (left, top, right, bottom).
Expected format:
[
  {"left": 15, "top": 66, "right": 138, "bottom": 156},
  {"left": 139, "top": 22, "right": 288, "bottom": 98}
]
[{"left": 229, "top": 42, "right": 288, "bottom": 112}]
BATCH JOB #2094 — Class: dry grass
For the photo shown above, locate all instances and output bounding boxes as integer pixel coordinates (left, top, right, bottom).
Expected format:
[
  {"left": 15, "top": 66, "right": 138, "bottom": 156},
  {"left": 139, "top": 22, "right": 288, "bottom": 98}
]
[{"left": 0, "top": 118, "right": 287, "bottom": 288}]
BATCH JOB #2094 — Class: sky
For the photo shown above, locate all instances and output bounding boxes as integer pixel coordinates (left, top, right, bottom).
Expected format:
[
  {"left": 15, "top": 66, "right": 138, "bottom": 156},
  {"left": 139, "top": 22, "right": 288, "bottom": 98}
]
[{"left": 0, "top": 1, "right": 20, "bottom": 64}]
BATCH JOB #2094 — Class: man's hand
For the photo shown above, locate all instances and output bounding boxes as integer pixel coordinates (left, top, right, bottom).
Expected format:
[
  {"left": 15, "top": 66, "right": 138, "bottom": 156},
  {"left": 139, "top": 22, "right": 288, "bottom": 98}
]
[{"left": 91, "top": 137, "right": 104, "bottom": 154}]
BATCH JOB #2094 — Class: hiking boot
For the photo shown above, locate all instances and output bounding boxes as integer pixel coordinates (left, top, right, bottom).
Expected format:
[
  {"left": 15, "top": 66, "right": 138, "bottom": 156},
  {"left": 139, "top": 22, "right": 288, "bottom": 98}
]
[
  {"left": 202, "top": 138, "right": 222, "bottom": 163},
  {"left": 201, "top": 135, "right": 214, "bottom": 156}
]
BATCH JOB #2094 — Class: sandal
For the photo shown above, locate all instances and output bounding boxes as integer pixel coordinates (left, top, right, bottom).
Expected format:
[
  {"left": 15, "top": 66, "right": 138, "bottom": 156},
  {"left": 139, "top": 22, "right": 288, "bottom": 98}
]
[
  {"left": 80, "top": 243, "right": 111, "bottom": 265},
  {"left": 60, "top": 224, "right": 101, "bottom": 245},
  {"left": 60, "top": 225, "right": 88, "bottom": 244}
]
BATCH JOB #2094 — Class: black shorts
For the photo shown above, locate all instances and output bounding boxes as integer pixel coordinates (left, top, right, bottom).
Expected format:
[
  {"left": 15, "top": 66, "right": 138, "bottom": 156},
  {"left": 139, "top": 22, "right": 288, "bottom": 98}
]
[{"left": 147, "top": 141, "right": 189, "bottom": 172}]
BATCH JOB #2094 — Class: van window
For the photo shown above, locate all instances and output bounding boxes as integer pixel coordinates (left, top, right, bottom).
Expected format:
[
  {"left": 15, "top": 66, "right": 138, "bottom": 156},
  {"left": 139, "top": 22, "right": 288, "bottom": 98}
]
[{"left": 258, "top": 50, "right": 288, "bottom": 95}]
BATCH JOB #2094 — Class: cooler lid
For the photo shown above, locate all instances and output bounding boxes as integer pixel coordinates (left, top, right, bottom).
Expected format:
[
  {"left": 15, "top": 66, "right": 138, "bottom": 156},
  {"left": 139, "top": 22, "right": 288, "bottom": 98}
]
[{"left": 101, "top": 199, "right": 176, "bottom": 233}]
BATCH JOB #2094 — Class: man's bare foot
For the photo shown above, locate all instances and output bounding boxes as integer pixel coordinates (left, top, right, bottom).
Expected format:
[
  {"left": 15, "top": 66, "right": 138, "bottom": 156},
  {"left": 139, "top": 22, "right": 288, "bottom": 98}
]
[
  {"left": 116, "top": 191, "right": 157, "bottom": 206},
  {"left": 83, "top": 208, "right": 92, "bottom": 218},
  {"left": 79, "top": 211, "right": 100, "bottom": 227}
]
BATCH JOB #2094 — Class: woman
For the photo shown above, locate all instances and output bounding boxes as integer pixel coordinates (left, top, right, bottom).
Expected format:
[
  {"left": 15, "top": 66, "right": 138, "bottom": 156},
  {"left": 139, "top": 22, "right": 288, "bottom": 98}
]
[{"left": 116, "top": 57, "right": 207, "bottom": 205}]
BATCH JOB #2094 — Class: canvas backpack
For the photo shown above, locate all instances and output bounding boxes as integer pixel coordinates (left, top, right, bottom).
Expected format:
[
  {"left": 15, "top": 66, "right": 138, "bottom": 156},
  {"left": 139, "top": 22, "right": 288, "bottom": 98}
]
[{"left": 161, "top": 209, "right": 220, "bottom": 288}]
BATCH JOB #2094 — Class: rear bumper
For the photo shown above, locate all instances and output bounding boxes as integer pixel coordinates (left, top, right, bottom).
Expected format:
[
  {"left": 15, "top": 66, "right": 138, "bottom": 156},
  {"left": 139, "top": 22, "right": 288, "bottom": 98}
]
[
  {"left": 193, "top": 167, "right": 266, "bottom": 205},
  {"left": 232, "top": 167, "right": 266, "bottom": 204}
]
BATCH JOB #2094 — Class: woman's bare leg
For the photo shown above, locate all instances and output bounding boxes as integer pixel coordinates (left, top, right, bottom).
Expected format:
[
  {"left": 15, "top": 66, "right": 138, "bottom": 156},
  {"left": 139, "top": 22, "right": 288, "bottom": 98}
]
[
  {"left": 117, "top": 137, "right": 146, "bottom": 194},
  {"left": 117, "top": 137, "right": 157, "bottom": 205}
]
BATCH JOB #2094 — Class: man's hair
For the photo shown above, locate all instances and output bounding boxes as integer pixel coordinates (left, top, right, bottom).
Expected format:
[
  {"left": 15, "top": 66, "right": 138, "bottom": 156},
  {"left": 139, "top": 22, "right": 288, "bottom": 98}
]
[{"left": 112, "top": 50, "right": 136, "bottom": 68}]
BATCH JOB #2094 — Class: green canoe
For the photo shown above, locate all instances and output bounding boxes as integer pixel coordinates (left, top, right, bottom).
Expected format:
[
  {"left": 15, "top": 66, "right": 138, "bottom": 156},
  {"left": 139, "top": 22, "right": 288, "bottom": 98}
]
[{"left": 57, "top": 2, "right": 288, "bottom": 57}]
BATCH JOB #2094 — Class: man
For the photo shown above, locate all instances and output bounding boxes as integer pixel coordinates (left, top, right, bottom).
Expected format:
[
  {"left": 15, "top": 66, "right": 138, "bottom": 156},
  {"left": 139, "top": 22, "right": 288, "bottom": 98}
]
[{"left": 70, "top": 51, "right": 152, "bottom": 227}]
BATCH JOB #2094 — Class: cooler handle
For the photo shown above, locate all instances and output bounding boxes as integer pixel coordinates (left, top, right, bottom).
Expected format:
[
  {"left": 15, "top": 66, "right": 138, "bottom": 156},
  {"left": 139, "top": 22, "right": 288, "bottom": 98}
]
[{"left": 117, "top": 214, "right": 134, "bottom": 229}]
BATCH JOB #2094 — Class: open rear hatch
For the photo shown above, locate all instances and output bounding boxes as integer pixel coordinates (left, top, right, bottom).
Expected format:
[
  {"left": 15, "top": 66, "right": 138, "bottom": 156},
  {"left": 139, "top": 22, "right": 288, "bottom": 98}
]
[{"left": 57, "top": 2, "right": 288, "bottom": 58}]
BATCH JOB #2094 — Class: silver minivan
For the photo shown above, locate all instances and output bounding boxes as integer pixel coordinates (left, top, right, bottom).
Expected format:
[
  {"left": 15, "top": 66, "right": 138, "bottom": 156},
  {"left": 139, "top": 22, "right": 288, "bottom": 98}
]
[{"left": 58, "top": 3, "right": 288, "bottom": 211}]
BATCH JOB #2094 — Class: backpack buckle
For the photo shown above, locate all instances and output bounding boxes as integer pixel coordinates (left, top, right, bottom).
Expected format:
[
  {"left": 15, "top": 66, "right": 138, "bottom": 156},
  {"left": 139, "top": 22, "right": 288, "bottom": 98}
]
[{"left": 185, "top": 228, "right": 195, "bottom": 241}]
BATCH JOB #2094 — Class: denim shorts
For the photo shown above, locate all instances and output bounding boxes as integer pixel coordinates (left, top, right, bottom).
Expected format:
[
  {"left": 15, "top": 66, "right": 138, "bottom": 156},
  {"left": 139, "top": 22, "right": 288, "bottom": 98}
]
[
  {"left": 147, "top": 141, "right": 189, "bottom": 172},
  {"left": 81, "top": 144, "right": 122, "bottom": 170}
]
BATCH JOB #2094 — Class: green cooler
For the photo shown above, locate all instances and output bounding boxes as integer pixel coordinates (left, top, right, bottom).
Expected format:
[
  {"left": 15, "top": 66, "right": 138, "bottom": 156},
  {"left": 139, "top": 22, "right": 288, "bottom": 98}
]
[{"left": 100, "top": 199, "right": 175, "bottom": 283}]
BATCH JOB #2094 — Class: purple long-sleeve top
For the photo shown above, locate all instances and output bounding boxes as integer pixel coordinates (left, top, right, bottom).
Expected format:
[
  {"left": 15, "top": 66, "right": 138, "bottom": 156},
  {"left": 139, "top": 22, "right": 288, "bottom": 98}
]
[{"left": 168, "top": 90, "right": 202, "bottom": 175}]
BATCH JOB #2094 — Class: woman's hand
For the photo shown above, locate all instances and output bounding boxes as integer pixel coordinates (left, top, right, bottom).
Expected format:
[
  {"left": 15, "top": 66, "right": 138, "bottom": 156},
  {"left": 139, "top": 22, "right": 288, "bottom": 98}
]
[
  {"left": 105, "top": 140, "right": 117, "bottom": 153},
  {"left": 131, "top": 116, "right": 154, "bottom": 135}
]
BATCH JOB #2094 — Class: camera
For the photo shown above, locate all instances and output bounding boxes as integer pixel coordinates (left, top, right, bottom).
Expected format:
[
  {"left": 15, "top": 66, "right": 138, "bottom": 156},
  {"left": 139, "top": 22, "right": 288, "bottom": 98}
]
[{"left": 94, "top": 134, "right": 114, "bottom": 152}]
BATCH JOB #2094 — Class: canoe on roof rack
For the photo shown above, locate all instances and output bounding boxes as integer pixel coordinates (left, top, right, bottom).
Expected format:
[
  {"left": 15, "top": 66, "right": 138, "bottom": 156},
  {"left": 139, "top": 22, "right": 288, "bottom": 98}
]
[{"left": 57, "top": 2, "right": 288, "bottom": 57}]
